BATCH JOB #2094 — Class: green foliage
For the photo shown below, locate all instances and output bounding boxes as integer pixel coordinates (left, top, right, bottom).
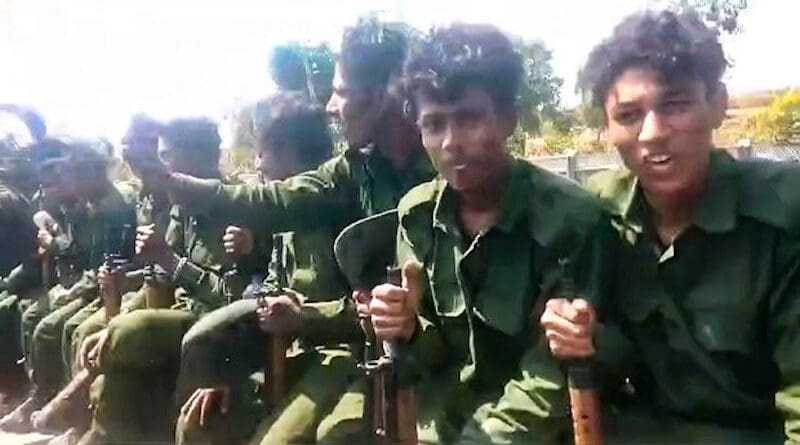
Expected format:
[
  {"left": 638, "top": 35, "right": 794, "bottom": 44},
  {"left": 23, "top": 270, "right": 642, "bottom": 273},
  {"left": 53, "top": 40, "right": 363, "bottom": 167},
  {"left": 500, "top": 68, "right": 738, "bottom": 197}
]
[
  {"left": 230, "top": 104, "right": 256, "bottom": 151},
  {"left": 747, "top": 90, "right": 800, "bottom": 143},
  {"left": 507, "top": 126, "right": 527, "bottom": 156},
  {"left": 268, "top": 43, "right": 335, "bottom": 106},
  {"left": 664, "top": 0, "right": 748, "bottom": 34},
  {"left": 515, "top": 39, "right": 564, "bottom": 135}
]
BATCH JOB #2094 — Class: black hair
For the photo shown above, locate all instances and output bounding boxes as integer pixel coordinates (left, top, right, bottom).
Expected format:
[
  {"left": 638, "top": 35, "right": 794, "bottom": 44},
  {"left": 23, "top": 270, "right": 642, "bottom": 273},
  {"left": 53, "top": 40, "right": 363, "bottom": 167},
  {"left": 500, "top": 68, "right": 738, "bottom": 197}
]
[
  {"left": 339, "top": 18, "right": 408, "bottom": 94},
  {"left": 403, "top": 23, "right": 523, "bottom": 117},
  {"left": 578, "top": 9, "right": 727, "bottom": 108},
  {"left": 254, "top": 92, "right": 333, "bottom": 169},
  {"left": 160, "top": 117, "right": 221, "bottom": 154}
]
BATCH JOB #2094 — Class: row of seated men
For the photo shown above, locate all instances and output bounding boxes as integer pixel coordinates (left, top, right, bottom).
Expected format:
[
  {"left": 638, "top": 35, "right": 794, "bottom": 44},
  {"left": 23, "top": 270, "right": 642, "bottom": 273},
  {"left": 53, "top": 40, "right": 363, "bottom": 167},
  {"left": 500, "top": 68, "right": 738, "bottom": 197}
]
[{"left": 0, "top": 9, "right": 797, "bottom": 445}]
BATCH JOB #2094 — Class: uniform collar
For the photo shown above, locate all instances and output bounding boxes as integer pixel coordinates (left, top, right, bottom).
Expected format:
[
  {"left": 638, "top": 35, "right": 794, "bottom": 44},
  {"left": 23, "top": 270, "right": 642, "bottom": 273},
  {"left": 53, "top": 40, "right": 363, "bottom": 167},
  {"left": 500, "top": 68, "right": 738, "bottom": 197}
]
[
  {"left": 431, "top": 157, "right": 535, "bottom": 240},
  {"left": 364, "top": 143, "right": 436, "bottom": 183},
  {"left": 622, "top": 150, "right": 740, "bottom": 235}
]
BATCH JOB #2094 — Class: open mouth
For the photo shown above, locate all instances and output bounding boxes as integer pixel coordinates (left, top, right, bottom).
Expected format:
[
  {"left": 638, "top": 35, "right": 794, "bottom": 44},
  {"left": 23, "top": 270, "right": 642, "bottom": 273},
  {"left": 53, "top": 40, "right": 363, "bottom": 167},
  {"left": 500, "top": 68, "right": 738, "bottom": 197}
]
[{"left": 644, "top": 153, "right": 673, "bottom": 167}]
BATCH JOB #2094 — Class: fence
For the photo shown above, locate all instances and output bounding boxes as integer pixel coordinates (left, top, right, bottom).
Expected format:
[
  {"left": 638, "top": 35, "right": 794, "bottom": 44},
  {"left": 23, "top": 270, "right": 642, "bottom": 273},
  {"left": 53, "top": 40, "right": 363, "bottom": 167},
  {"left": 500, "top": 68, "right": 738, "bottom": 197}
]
[{"left": 527, "top": 144, "right": 800, "bottom": 183}]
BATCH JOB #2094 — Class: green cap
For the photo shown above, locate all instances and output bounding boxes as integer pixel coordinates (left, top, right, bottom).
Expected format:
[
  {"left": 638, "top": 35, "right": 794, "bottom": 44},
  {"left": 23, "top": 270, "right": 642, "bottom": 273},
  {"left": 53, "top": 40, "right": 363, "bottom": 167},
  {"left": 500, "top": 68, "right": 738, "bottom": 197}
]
[{"left": 334, "top": 209, "right": 399, "bottom": 290}]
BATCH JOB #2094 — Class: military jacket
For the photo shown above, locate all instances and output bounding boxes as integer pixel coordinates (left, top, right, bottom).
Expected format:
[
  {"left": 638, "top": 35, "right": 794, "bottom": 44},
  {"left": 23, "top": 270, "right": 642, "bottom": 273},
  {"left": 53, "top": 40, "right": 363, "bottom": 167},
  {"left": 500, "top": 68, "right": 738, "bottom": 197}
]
[{"left": 587, "top": 150, "right": 800, "bottom": 442}]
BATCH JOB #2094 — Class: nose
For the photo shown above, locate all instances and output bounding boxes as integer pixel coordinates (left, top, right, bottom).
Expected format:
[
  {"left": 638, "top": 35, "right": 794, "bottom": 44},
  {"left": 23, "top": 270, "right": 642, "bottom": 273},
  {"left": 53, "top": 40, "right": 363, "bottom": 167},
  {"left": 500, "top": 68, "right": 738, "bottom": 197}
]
[
  {"left": 638, "top": 110, "right": 670, "bottom": 143},
  {"left": 442, "top": 122, "right": 461, "bottom": 154},
  {"left": 325, "top": 94, "right": 340, "bottom": 119}
]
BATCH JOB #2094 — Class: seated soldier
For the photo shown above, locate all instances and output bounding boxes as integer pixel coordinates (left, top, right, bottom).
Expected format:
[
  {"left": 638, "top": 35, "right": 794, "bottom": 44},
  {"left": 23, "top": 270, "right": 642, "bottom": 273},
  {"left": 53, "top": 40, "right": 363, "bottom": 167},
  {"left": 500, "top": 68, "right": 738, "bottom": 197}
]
[
  {"left": 74, "top": 117, "right": 256, "bottom": 445},
  {"left": 174, "top": 92, "right": 354, "bottom": 445},
  {"left": 1, "top": 138, "right": 137, "bottom": 433},
  {"left": 318, "top": 24, "right": 616, "bottom": 445},
  {"left": 542, "top": 9, "right": 800, "bottom": 445},
  {"left": 30, "top": 116, "right": 174, "bottom": 444},
  {"left": 0, "top": 136, "right": 51, "bottom": 409}
]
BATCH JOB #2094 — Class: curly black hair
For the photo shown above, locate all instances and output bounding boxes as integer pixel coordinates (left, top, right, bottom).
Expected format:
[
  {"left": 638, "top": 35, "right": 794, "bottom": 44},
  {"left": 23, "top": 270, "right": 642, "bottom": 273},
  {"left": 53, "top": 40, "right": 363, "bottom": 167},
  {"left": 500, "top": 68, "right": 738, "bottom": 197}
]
[
  {"left": 579, "top": 9, "right": 727, "bottom": 108},
  {"left": 160, "top": 117, "right": 221, "bottom": 154},
  {"left": 339, "top": 18, "right": 408, "bottom": 94},
  {"left": 253, "top": 92, "right": 333, "bottom": 169},
  {"left": 403, "top": 23, "right": 523, "bottom": 117}
]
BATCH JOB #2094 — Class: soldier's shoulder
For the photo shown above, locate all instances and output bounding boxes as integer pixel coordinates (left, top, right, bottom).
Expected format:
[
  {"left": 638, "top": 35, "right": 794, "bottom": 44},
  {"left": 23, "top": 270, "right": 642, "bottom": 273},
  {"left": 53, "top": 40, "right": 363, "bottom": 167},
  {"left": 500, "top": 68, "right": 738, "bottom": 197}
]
[
  {"left": 735, "top": 160, "right": 800, "bottom": 235},
  {"left": 584, "top": 167, "right": 636, "bottom": 216},
  {"left": 514, "top": 158, "right": 611, "bottom": 247},
  {"left": 520, "top": 158, "right": 607, "bottom": 218},
  {"left": 397, "top": 178, "right": 443, "bottom": 220}
]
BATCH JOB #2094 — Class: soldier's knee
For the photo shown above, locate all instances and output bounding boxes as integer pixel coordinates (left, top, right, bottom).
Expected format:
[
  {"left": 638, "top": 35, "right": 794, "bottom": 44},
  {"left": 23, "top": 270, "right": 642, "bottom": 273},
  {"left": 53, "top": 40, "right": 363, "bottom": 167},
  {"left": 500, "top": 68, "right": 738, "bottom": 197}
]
[{"left": 316, "top": 416, "right": 363, "bottom": 445}]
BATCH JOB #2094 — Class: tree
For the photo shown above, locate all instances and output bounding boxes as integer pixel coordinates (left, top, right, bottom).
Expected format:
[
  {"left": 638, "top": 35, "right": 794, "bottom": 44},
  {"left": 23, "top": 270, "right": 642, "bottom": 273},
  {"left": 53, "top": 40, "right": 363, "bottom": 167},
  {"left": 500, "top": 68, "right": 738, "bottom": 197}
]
[
  {"left": 665, "top": 0, "right": 749, "bottom": 34},
  {"left": 515, "top": 39, "right": 564, "bottom": 135},
  {"left": 268, "top": 43, "right": 335, "bottom": 106},
  {"left": 747, "top": 90, "right": 800, "bottom": 143}
]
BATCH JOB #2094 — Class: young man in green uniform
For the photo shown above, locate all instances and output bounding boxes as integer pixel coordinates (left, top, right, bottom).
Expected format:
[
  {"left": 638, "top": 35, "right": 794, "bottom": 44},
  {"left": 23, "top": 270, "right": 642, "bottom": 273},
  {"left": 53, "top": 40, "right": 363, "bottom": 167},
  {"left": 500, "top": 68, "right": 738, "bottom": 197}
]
[
  {"left": 1, "top": 138, "right": 138, "bottom": 432},
  {"left": 542, "top": 9, "right": 800, "bottom": 444},
  {"left": 0, "top": 139, "right": 45, "bottom": 405},
  {"left": 75, "top": 117, "right": 255, "bottom": 445},
  {"left": 175, "top": 92, "right": 352, "bottom": 445},
  {"left": 123, "top": 19, "right": 435, "bottom": 445},
  {"left": 320, "top": 23, "right": 616, "bottom": 445}
]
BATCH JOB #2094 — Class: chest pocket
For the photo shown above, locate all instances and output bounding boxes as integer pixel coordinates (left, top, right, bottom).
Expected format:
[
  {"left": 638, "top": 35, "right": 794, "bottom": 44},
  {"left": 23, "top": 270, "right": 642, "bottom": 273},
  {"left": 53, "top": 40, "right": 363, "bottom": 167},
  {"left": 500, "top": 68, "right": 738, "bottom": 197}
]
[
  {"left": 682, "top": 256, "right": 757, "bottom": 355},
  {"left": 471, "top": 231, "right": 533, "bottom": 337}
]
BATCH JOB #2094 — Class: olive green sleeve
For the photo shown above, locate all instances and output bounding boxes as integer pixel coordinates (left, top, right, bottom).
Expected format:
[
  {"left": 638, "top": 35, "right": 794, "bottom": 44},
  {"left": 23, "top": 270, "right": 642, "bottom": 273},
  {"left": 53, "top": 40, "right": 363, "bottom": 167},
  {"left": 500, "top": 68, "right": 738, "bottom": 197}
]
[
  {"left": 168, "top": 156, "right": 359, "bottom": 235},
  {"left": 459, "top": 216, "right": 617, "bottom": 444},
  {"left": 173, "top": 260, "right": 241, "bottom": 311},
  {"left": 770, "top": 238, "right": 800, "bottom": 445},
  {"left": 299, "top": 298, "right": 363, "bottom": 345}
]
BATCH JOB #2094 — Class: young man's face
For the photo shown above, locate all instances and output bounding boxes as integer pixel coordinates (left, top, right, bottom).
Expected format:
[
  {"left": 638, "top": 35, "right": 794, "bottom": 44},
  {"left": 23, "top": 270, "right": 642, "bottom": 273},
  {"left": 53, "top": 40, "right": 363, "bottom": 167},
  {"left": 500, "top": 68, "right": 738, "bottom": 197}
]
[
  {"left": 416, "top": 87, "right": 514, "bottom": 193},
  {"left": 38, "top": 158, "right": 78, "bottom": 200},
  {"left": 604, "top": 67, "right": 726, "bottom": 197},
  {"left": 326, "top": 63, "right": 383, "bottom": 149}
]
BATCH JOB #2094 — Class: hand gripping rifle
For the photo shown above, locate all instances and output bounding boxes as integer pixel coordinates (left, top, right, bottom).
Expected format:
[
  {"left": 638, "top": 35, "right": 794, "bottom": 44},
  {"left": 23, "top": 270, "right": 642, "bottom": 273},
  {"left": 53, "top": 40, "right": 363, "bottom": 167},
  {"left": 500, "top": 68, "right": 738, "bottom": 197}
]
[
  {"left": 333, "top": 210, "right": 418, "bottom": 445},
  {"left": 31, "top": 223, "right": 136, "bottom": 432},
  {"left": 557, "top": 257, "right": 602, "bottom": 445},
  {"left": 255, "top": 234, "right": 290, "bottom": 406}
]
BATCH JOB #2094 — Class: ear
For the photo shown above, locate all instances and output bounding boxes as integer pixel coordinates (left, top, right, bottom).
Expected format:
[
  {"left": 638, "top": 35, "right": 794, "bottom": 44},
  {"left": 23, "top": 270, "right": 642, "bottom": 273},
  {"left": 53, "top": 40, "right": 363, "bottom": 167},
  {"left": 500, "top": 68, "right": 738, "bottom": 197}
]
[{"left": 710, "top": 82, "right": 728, "bottom": 129}]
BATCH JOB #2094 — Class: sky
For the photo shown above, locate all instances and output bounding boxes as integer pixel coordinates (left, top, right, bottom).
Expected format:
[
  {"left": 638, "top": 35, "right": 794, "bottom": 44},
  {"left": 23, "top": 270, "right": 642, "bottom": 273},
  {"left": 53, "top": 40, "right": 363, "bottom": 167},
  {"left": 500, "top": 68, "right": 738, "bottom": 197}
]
[{"left": 0, "top": 0, "right": 797, "bottom": 145}]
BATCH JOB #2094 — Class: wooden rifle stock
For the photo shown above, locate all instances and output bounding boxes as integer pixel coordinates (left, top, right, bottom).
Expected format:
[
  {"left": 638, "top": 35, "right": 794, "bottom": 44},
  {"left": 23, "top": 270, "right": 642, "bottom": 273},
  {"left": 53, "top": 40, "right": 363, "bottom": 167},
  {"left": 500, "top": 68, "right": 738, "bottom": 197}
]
[
  {"left": 558, "top": 258, "right": 602, "bottom": 445},
  {"left": 567, "top": 361, "right": 602, "bottom": 445}
]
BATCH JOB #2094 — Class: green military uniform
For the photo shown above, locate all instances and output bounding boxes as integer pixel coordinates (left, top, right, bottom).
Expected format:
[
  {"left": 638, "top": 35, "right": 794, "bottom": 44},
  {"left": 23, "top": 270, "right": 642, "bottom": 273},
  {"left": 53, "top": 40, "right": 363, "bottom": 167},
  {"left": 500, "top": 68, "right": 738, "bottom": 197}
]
[
  {"left": 318, "top": 156, "right": 616, "bottom": 445},
  {"left": 174, "top": 145, "right": 435, "bottom": 445},
  {"left": 81, "top": 201, "right": 249, "bottom": 445},
  {"left": 0, "top": 182, "right": 40, "bottom": 396},
  {"left": 21, "top": 181, "right": 136, "bottom": 402},
  {"left": 176, "top": 229, "right": 352, "bottom": 445},
  {"left": 586, "top": 150, "right": 800, "bottom": 444},
  {"left": 63, "top": 186, "right": 172, "bottom": 379}
]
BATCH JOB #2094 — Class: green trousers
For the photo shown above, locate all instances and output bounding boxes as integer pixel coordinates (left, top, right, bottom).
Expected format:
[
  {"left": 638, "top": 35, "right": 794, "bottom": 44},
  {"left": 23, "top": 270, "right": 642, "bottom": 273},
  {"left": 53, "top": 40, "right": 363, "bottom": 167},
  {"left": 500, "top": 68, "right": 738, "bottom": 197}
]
[
  {"left": 65, "top": 289, "right": 148, "bottom": 378},
  {"left": 27, "top": 295, "right": 91, "bottom": 396},
  {"left": 0, "top": 292, "right": 26, "bottom": 396},
  {"left": 84, "top": 308, "right": 196, "bottom": 445},
  {"left": 176, "top": 298, "right": 358, "bottom": 445}
]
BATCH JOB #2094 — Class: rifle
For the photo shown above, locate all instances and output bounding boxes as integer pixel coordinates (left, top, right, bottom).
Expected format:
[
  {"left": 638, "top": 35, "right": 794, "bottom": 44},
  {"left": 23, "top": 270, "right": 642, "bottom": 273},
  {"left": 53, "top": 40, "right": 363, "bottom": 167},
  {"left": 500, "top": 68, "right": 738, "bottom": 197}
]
[
  {"left": 256, "top": 234, "right": 289, "bottom": 406},
  {"left": 558, "top": 258, "right": 602, "bottom": 445},
  {"left": 31, "top": 223, "right": 136, "bottom": 432},
  {"left": 139, "top": 194, "right": 174, "bottom": 309},
  {"left": 359, "top": 266, "right": 418, "bottom": 445},
  {"left": 332, "top": 210, "right": 417, "bottom": 445}
]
